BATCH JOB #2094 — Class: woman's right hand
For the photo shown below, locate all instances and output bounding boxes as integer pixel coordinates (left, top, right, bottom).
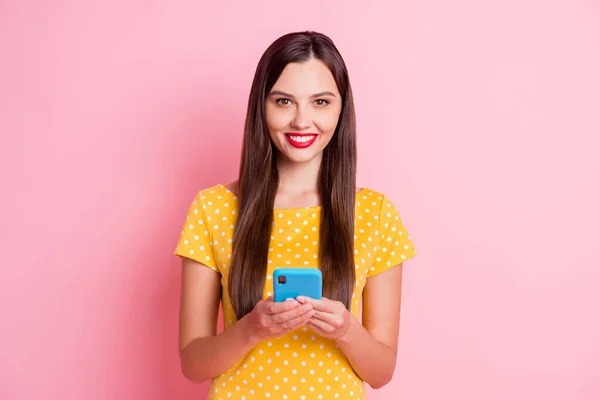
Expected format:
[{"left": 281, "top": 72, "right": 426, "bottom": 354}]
[{"left": 241, "top": 297, "right": 314, "bottom": 344}]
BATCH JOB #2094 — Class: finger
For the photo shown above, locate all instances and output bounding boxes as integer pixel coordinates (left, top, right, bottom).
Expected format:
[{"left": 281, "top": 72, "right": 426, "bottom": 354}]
[
  {"left": 272, "top": 302, "right": 313, "bottom": 324},
  {"left": 265, "top": 298, "right": 300, "bottom": 315},
  {"left": 278, "top": 308, "right": 314, "bottom": 332},
  {"left": 297, "top": 296, "right": 334, "bottom": 312},
  {"left": 272, "top": 301, "right": 311, "bottom": 323},
  {"left": 311, "top": 310, "right": 337, "bottom": 323},
  {"left": 306, "top": 317, "right": 334, "bottom": 334}
]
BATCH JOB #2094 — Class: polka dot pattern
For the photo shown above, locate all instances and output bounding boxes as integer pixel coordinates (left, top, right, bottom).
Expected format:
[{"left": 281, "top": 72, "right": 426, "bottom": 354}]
[{"left": 174, "top": 184, "right": 417, "bottom": 399}]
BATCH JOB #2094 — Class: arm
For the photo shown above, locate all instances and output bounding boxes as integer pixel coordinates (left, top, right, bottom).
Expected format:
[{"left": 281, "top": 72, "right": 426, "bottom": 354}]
[
  {"left": 178, "top": 257, "right": 314, "bottom": 384},
  {"left": 178, "top": 257, "right": 256, "bottom": 383},
  {"left": 339, "top": 264, "right": 403, "bottom": 388},
  {"left": 302, "top": 264, "right": 403, "bottom": 389}
]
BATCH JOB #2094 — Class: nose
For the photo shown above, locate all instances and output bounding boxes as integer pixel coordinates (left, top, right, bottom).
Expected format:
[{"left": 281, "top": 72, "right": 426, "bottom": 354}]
[{"left": 290, "top": 106, "right": 312, "bottom": 130}]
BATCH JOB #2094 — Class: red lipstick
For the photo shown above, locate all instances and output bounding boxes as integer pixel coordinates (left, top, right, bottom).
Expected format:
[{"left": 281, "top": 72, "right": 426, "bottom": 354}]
[{"left": 285, "top": 133, "right": 318, "bottom": 149}]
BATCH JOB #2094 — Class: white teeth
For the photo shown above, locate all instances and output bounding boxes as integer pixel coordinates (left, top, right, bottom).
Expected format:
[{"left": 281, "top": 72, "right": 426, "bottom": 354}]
[{"left": 289, "top": 135, "right": 315, "bottom": 143}]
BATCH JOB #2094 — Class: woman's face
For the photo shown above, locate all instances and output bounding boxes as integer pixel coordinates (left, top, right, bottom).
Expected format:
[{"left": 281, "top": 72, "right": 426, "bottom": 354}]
[{"left": 265, "top": 58, "right": 342, "bottom": 164}]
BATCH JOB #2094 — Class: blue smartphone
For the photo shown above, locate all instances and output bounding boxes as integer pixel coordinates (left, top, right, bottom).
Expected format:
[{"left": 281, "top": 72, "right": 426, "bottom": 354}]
[{"left": 273, "top": 268, "right": 322, "bottom": 302}]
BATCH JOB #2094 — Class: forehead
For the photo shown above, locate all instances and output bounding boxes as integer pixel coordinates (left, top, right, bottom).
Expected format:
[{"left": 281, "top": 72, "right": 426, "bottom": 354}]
[{"left": 271, "top": 58, "right": 339, "bottom": 96}]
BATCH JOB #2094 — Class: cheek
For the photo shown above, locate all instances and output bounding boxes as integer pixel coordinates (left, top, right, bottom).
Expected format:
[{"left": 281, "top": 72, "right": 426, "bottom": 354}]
[
  {"left": 265, "top": 106, "right": 292, "bottom": 132},
  {"left": 315, "top": 110, "right": 341, "bottom": 134}
]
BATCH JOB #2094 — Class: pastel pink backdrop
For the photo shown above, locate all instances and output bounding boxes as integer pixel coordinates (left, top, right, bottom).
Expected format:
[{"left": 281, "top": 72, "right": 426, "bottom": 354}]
[{"left": 1, "top": 1, "right": 599, "bottom": 399}]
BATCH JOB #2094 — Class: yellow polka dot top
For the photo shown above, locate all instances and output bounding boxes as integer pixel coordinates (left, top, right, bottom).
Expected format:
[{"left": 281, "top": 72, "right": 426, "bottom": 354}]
[{"left": 174, "top": 184, "right": 417, "bottom": 400}]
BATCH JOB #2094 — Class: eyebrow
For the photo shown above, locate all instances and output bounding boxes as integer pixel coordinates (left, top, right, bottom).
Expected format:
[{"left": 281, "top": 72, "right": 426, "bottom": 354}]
[{"left": 268, "top": 90, "right": 337, "bottom": 98}]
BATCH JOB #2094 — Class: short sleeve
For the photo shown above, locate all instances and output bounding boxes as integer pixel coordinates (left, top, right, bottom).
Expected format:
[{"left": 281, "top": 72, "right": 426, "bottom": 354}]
[
  {"left": 368, "top": 195, "right": 417, "bottom": 277},
  {"left": 173, "top": 191, "right": 219, "bottom": 273}
]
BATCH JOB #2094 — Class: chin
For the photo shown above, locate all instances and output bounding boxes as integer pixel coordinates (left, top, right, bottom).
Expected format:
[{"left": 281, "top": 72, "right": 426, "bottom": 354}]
[{"left": 279, "top": 149, "right": 322, "bottom": 164}]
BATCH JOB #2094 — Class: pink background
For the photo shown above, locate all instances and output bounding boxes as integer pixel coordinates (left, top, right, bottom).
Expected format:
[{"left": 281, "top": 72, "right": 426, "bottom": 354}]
[{"left": 1, "top": 1, "right": 599, "bottom": 399}]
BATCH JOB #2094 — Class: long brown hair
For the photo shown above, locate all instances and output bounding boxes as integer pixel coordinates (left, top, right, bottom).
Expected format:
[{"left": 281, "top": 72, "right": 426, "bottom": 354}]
[{"left": 228, "top": 31, "right": 357, "bottom": 319}]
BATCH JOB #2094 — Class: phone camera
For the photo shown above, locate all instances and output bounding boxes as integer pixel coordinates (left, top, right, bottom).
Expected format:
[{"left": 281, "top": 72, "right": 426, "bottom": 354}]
[{"left": 278, "top": 275, "right": 286, "bottom": 284}]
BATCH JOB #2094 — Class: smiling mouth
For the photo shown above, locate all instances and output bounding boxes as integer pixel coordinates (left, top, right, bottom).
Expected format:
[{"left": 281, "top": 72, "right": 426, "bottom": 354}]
[{"left": 285, "top": 133, "right": 318, "bottom": 148}]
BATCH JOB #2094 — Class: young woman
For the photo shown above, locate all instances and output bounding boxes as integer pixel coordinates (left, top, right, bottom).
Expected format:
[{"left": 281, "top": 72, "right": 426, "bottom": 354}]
[{"left": 174, "top": 31, "right": 417, "bottom": 400}]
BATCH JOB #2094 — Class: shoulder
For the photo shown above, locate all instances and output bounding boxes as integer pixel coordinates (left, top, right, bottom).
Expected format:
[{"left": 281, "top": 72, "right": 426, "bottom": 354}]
[
  {"left": 182, "top": 184, "right": 238, "bottom": 222},
  {"left": 356, "top": 187, "right": 407, "bottom": 224},
  {"left": 192, "top": 183, "right": 236, "bottom": 204},
  {"left": 357, "top": 187, "right": 392, "bottom": 207}
]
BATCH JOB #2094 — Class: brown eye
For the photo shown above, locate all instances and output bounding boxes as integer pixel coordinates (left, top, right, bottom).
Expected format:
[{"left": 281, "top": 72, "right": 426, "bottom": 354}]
[
  {"left": 315, "top": 99, "right": 330, "bottom": 106},
  {"left": 276, "top": 98, "right": 291, "bottom": 106}
]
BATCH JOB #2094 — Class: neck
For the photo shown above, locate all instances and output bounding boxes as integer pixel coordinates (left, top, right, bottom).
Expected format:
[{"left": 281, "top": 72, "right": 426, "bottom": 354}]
[{"left": 276, "top": 152, "right": 323, "bottom": 195}]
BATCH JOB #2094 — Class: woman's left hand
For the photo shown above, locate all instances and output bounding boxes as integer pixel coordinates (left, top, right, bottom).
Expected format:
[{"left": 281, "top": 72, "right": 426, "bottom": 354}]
[{"left": 296, "top": 296, "right": 356, "bottom": 340}]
